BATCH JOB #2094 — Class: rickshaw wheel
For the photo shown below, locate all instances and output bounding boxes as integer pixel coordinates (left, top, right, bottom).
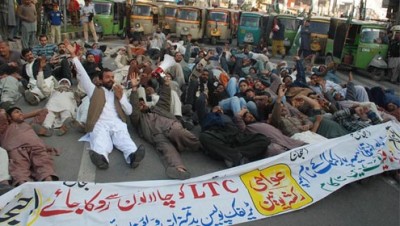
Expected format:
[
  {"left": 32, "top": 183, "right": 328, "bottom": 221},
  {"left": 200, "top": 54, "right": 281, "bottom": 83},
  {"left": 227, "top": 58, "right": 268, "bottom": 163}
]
[{"left": 369, "top": 67, "right": 385, "bottom": 81}]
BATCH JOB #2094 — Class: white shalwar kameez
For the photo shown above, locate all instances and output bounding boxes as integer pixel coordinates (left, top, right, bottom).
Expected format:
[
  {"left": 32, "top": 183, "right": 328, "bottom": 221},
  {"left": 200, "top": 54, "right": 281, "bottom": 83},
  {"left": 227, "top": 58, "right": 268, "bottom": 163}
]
[{"left": 72, "top": 57, "right": 138, "bottom": 163}]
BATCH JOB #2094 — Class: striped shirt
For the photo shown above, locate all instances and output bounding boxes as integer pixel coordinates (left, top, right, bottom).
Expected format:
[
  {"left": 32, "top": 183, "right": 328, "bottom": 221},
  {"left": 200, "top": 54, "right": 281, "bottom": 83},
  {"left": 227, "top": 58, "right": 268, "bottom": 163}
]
[{"left": 32, "top": 44, "right": 58, "bottom": 60}]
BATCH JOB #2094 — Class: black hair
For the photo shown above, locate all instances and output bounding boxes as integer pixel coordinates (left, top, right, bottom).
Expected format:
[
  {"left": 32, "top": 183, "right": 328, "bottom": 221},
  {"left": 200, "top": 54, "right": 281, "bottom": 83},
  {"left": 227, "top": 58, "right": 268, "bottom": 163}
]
[
  {"left": 21, "top": 48, "right": 32, "bottom": 57},
  {"left": 99, "top": 68, "right": 112, "bottom": 80},
  {"left": 6, "top": 106, "right": 21, "bottom": 116}
]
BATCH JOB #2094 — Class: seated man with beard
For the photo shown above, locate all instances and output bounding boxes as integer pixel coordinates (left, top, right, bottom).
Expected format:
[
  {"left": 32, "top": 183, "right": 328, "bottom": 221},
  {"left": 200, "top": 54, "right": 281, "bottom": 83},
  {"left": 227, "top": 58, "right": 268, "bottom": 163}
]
[
  {"left": 83, "top": 52, "right": 103, "bottom": 79},
  {"left": 66, "top": 40, "right": 145, "bottom": 170},
  {"left": 130, "top": 72, "right": 200, "bottom": 179}
]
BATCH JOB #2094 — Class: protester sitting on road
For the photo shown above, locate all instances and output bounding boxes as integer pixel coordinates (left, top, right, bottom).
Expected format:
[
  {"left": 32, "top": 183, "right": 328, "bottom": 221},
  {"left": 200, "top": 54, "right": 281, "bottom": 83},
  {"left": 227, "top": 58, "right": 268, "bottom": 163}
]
[
  {"left": 20, "top": 50, "right": 56, "bottom": 106},
  {"left": 66, "top": 40, "right": 146, "bottom": 170},
  {"left": 0, "top": 41, "right": 23, "bottom": 70},
  {"left": 0, "top": 107, "right": 59, "bottom": 186},
  {"left": 0, "top": 64, "right": 23, "bottom": 106},
  {"left": 311, "top": 71, "right": 370, "bottom": 104},
  {"left": 114, "top": 47, "right": 130, "bottom": 69},
  {"left": 198, "top": 105, "right": 270, "bottom": 168},
  {"left": 130, "top": 71, "right": 199, "bottom": 179},
  {"left": 82, "top": 52, "right": 103, "bottom": 79},
  {"left": 269, "top": 84, "right": 327, "bottom": 144},
  {"left": 37, "top": 75, "right": 78, "bottom": 136},
  {"left": 32, "top": 35, "right": 58, "bottom": 60},
  {"left": 234, "top": 108, "right": 306, "bottom": 157},
  {"left": 333, "top": 105, "right": 383, "bottom": 133}
]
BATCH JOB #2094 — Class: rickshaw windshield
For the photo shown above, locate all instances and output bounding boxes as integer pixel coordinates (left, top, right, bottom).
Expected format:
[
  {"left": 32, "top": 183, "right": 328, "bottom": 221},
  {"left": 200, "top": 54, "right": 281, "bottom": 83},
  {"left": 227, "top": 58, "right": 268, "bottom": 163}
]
[
  {"left": 94, "top": 3, "right": 112, "bottom": 15},
  {"left": 208, "top": 12, "right": 228, "bottom": 22},
  {"left": 177, "top": 9, "right": 199, "bottom": 21},
  {"left": 240, "top": 16, "right": 259, "bottom": 27},
  {"left": 360, "top": 28, "right": 388, "bottom": 44},
  {"left": 132, "top": 5, "right": 151, "bottom": 16},
  {"left": 279, "top": 18, "right": 296, "bottom": 30},
  {"left": 309, "top": 21, "right": 330, "bottom": 34},
  {"left": 164, "top": 7, "right": 177, "bottom": 17}
]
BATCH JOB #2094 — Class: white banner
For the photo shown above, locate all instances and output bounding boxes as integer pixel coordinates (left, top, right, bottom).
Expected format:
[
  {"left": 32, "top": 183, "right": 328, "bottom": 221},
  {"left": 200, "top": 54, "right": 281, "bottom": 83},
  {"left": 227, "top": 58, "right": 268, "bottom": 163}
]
[{"left": 1, "top": 122, "right": 400, "bottom": 225}]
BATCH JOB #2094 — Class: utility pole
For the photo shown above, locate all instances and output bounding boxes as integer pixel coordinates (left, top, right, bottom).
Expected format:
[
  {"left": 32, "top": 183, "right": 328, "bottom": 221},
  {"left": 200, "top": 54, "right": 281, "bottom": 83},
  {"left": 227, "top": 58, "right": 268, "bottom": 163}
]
[{"left": 63, "top": 0, "right": 67, "bottom": 32}]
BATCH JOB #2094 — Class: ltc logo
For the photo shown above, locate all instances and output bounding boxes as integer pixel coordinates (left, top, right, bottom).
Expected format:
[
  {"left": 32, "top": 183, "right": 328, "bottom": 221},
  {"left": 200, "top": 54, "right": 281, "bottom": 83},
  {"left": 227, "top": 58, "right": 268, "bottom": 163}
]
[{"left": 240, "top": 164, "right": 312, "bottom": 216}]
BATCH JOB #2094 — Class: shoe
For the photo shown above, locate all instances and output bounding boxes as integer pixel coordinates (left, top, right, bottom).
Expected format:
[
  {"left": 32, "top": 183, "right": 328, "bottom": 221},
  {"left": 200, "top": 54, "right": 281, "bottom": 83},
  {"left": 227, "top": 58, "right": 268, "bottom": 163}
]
[
  {"left": 0, "top": 184, "right": 14, "bottom": 196},
  {"left": 24, "top": 90, "right": 39, "bottom": 105},
  {"left": 129, "top": 145, "right": 145, "bottom": 168},
  {"left": 31, "top": 124, "right": 53, "bottom": 137},
  {"left": 88, "top": 150, "right": 109, "bottom": 169},
  {"left": 166, "top": 166, "right": 191, "bottom": 180}
]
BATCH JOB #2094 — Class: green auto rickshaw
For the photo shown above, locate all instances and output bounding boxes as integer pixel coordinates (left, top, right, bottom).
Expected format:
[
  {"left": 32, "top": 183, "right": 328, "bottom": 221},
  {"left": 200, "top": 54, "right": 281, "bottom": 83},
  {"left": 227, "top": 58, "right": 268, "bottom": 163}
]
[
  {"left": 92, "top": 0, "right": 127, "bottom": 39},
  {"left": 237, "top": 12, "right": 269, "bottom": 46},
  {"left": 325, "top": 18, "right": 389, "bottom": 81},
  {"left": 277, "top": 14, "right": 302, "bottom": 53}
]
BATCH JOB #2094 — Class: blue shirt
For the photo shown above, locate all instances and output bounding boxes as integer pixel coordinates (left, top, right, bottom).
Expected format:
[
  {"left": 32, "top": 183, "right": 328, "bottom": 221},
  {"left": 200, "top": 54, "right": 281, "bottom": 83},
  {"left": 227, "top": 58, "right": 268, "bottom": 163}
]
[{"left": 49, "top": 10, "right": 62, "bottom": 26}]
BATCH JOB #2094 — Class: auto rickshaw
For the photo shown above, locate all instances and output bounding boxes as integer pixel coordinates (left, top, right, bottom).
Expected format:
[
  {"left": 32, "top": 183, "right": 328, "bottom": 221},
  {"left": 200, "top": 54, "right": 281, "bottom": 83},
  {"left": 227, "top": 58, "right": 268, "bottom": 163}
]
[
  {"left": 161, "top": 4, "right": 179, "bottom": 34},
  {"left": 277, "top": 14, "right": 302, "bottom": 52},
  {"left": 205, "top": 8, "right": 240, "bottom": 45},
  {"left": 92, "top": 0, "right": 127, "bottom": 39},
  {"left": 291, "top": 16, "right": 330, "bottom": 58},
  {"left": 130, "top": 1, "right": 161, "bottom": 36},
  {"left": 325, "top": 18, "right": 389, "bottom": 81},
  {"left": 237, "top": 12, "right": 270, "bottom": 46},
  {"left": 176, "top": 6, "right": 206, "bottom": 40}
]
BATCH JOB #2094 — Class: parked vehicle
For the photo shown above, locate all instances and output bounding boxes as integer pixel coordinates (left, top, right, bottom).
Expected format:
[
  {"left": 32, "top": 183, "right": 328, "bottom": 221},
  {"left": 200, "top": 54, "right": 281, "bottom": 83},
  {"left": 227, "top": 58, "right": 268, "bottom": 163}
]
[
  {"left": 237, "top": 12, "right": 269, "bottom": 46},
  {"left": 291, "top": 16, "right": 330, "bottom": 58},
  {"left": 325, "top": 18, "right": 389, "bottom": 81},
  {"left": 277, "top": 14, "right": 302, "bottom": 52},
  {"left": 92, "top": 0, "right": 127, "bottom": 39},
  {"left": 176, "top": 6, "right": 206, "bottom": 40},
  {"left": 130, "top": 1, "right": 161, "bottom": 35},
  {"left": 205, "top": 8, "right": 240, "bottom": 45},
  {"left": 161, "top": 4, "right": 179, "bottom": 34}
]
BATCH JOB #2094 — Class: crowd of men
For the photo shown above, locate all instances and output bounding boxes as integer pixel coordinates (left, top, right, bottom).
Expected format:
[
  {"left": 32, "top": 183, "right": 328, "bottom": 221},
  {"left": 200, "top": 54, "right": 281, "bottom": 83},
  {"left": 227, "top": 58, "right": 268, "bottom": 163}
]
[{"left": 0, "top": 19, "right": 399, "bottom": 195}]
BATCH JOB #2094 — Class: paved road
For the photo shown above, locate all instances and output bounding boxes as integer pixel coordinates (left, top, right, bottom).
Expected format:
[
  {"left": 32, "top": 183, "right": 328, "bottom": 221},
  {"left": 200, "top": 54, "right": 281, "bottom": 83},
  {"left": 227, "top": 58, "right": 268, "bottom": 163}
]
[{"left": 10, "top": 36, "right": 400, "bottom": 226}]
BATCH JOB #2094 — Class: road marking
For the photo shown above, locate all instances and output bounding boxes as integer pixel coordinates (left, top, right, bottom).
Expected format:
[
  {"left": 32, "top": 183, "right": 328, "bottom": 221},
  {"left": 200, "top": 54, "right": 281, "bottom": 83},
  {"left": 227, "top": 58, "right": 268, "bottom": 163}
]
[{"left": 77, "top": 142, "right": 96, "bottom": 182}]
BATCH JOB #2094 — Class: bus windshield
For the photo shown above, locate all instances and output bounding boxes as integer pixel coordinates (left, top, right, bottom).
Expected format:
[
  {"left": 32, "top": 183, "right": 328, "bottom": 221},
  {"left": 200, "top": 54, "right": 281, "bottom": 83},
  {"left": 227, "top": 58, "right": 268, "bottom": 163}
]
[
  {"left": 164, "top": 7, "right": 177, "bottom": 17},
  {"left": 94, "top": 3, "right": 112, "bottom": 15},
  {"left": 177, "top": 9, "right": 199, "bottom": 21},
  {"left": 208, "top": 12, "right": 228, "bottom": 22},
  {"left": 240, "top": 16, "right": 259, "bottom": 27},
  {"left": 309, "top": 21, "right": 330, "bottom": 34},
  {"left": 132, "top": 5, "right": 151, "bottom": 16}
]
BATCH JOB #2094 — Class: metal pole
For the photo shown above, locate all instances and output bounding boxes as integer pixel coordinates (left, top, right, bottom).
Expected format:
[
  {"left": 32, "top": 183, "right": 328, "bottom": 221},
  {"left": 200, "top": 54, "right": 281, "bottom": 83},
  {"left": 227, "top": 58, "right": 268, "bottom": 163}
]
[{"left": 64, "top": 0, "right": 67, "bottom": 32}]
